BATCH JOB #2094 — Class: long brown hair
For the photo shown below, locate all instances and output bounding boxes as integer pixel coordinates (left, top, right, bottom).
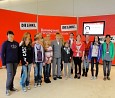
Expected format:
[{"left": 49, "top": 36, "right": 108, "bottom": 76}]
[{"left": 22, "top": 32, "right": 32, "bottom": 46}]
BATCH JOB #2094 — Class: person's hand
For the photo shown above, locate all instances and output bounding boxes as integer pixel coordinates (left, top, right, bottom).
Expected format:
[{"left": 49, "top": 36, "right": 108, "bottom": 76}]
[
  {"left": 2, "top": 66, "right": 6, "bottom": 69},
  {"left": 82, "top": 56, "right": 84, "bottom": 61},
  {"left": 25, "top": 62, "right": 28, "bottom": 66},
  {"left": 62, "top": 61, "right": 64, "bottom": 65},
  {"left": 33, "top": 64, "right": 36, "bottom": 68}
]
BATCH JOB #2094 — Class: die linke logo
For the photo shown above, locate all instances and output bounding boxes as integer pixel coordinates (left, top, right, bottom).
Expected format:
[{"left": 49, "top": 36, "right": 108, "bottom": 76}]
[
  {"left": 20, "top": 22, "right": 38, "bottom": 30},
  {"left": 61, "top": 24, "right": 77, "bottom": 31}
]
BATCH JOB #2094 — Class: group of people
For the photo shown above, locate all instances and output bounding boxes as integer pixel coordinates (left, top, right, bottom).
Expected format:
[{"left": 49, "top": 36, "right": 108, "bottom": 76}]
[{"left": 1, "top": 31, "right": 115, "bottom": 96}]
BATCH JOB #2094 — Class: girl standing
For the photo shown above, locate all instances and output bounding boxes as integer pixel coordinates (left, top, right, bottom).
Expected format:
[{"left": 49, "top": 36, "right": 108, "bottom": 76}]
[
  {"left": 61, "top": 42, "right": 73, "bottom": 79},
  {"left": 88, "top": 36, "right": 102, "bottom": 80},
  {"left": 72, "top": 34, "right": 85, "bottom": 79},
  {"left": 43, "top": 39, "right": 53, "bottom": 83},
  {"left": 20, "top": 36, "right": 33, "bottom": 92}
]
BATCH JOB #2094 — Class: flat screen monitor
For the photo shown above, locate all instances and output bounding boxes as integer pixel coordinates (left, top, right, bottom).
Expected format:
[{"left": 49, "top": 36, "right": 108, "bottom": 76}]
[{"left": 83, "top": 21, "right": 105, "bottom": 35}]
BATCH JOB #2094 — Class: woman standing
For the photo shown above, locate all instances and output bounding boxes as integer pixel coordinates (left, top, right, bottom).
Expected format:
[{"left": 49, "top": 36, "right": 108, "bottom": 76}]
[
  {"left": 72, "top": 34, "right": 85, "bottom": 79},
  {"left": 19, "top": 36, "right": 33, "bottom": 92},
  {"left": 88, "top": 36, "right": 102, "bottom": 80},
  {"left": 43, "top": 39, "right": 53, "bottom": 83}
]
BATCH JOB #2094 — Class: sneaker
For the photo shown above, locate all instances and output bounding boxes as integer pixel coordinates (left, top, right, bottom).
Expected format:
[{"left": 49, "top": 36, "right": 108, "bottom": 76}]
[
  {"left": 6, "top": 90, "right": 10, "bottom": 96},
  {"left": 91, "top": 76, "right": 94, "bottom": 80},
  {"left": 103, "top": 76, "right": 106, "bottom": 81},
  {"left": 74, "top": 75, "right": 77, "bottom": 79},
  {"left": 22, "top": 87, "right": 27, "bottom": 92},
  {"left": 57, "top": 76, "right": 62, "bottom": 79},
  {"left": 27, "top": 85, "right": 31, "bottom": 90},
  {"left": 10, "top": 87, "right": 18, "bottom": 92},
  {"left": 65, "top": 76, "right": 68, "bottom": 80},
  {"left": 69, "top": 76, "right": 73, "bottom": 79},
  {"left": 94, "top": 76, "right": 97, "bottom": 80},
  {"left": 53, "top": 77, "right": 57, "bottom": 80},
  {"left": 107, "top": 76, "right": 110, "bottom": 80},
  {"left": 38, "top": 83, "right": 41, "bottom": 87},
  {"left": 47, "top": 79, "right": 51, "bottom": 83},
  {"left": 34, "top": 83, "right": 37, "bottom": 88}
]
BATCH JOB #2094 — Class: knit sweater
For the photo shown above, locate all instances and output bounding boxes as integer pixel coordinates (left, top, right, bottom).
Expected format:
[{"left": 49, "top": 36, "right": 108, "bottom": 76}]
[{"left": 1, "top": 40, "right": 19, "bottom": 65}]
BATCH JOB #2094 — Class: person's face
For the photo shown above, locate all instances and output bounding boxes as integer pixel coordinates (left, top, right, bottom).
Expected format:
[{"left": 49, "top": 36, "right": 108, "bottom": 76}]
[
  {"left": 56, "top": 35, "right": 60, "bottom": 40},
  {"left": 7, "top": 34, "right": 14, "bottom": 41},
  {"left": 95, "top": 36, "right": 98, "bottom": 42},
  {"left": 86, "top": 35, "right": 89, "bottom": 41},
  {"left": 106, "top": 36, "right": 111, "bottom": 42},
  {"left": 39, "top": 33, "right": 42, "bottom": 39},
  {"left": 85, "top": 27, "right": 90, "bottom": 32},
  {"left": 46, "top": 34, "right": 50, "bottom": 40},
  {"left": 70, "top": 34, "right": 74, "bottom": 39},
  {"left": 65, "top": 43, "right": 69, "bottom": 47},
  {"left": 25, "top": 38, "right": 30, "bottom": 45},
  {"left": 76, "top": 35, "right": 81, "bottom": 41}
]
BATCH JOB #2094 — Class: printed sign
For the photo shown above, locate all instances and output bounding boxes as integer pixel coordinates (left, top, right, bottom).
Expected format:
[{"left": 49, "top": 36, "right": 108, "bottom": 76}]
[
  {"left": 20, "top": 22, "right": 38, "bottom": 30},
  {"left": 61, "top": 24, "right": 77, "bottom": 31}
]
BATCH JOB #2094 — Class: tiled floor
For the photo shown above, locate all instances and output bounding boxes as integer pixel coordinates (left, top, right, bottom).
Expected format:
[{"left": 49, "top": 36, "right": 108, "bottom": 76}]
[{"left": 0, "top": 65, "right": 115, "bottom": 98}]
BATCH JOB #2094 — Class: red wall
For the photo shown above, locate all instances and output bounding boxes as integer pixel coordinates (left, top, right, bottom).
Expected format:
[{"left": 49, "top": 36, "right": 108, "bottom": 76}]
[
  {"left": 78, "top": 15, "right": 115, "bottom": 65},
  {"left": 0, "top": 9, "right": 37, "bottom": 67},
  {"left": 0, "top": 9, "right": 77, "bottom": 67},
  {"left": 38, "top": 15, "right": 77, "bottom": 41}
]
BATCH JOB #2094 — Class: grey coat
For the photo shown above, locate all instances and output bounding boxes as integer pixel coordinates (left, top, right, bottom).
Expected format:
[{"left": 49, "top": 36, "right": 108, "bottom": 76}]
[{"left": 51, "top": 40, "right": 62, "bottom": 58}]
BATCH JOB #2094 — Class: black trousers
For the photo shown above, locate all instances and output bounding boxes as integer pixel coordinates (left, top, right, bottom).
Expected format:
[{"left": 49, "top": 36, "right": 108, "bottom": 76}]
[
  {"left": 6, "top": 63, "right": 18, "bottom": 90},
  {"left": 73, "top": 57, "right": 82, "bottom": 75},
  {"left": 91, "top": 57, "right": 99, "bottom": 77}
]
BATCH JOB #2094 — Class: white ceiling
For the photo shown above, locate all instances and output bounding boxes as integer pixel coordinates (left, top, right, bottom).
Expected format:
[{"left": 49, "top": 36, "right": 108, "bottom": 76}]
[{"left": 0, "top": 0, "right": 115, "bottom": 17}]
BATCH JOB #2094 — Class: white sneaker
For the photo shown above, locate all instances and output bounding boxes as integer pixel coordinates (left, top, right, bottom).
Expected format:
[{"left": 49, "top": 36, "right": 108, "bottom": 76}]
[
  {"left": 65, "top": 76, "right": 68, "bottom": 80},
  {"left": 38, "top": 83, "right": 41, "bottom": 87},
  {"left": 22, "top": 87, "right": 27, "bottom": 92},
  {"left": 91, "top": 76, "right": 94, "bottom": 80},
  {"left": 34, "top": 83, "right": 37, "bottom": 88},
  {"left": 6, "top": 90, "right": 10, "bottom": 96},
  {"left": 94, "top": 76, "right": 97, "bottom": 80},
  {"left": 27, "top": 85, "right": 31, "bottom": 90}
]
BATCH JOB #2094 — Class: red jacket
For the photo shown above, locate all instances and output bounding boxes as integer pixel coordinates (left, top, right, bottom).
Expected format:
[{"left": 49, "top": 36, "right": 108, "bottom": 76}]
[{"left": 72, "top": 41, "right": 85, "bottom": 57}]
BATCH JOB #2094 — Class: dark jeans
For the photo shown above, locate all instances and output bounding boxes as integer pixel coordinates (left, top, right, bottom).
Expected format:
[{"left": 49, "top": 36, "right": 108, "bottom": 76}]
[
  {"left": 6, "top": 63, "right": 18, "bottom": 90},
  {"left": 43, "top": 64, "right": 50, "bottom": 81},
  {"left": 91, "top": 57, "right": 99, "bottom": 77},
  {"left": 103, "top": 60, "right": 112, "bottom": 77},
  {"left": 73, "top": 57, "right": 82, "bottom": 75}
]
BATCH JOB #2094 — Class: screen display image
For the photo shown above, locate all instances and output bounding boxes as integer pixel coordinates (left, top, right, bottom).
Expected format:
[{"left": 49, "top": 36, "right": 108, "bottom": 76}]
[{"left": 83, "top": 21, "right": 105, "bottom": 35}]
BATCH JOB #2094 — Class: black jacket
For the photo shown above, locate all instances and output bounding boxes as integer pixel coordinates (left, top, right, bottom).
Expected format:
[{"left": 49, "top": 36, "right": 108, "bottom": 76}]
[
  {"left": 19, "top": 45, "right": 33, "bottom": 65},
  {"left": 61, "top": 46, "right": 73, "bottom": 63}
]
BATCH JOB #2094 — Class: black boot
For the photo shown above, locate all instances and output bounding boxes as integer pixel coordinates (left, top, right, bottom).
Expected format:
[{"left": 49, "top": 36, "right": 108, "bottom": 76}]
[
  {"left": 85, "top": 68, "right": 89, "bottom": 77},
  {"left": 82, "top": 69, "right": 85, "bottom": 76},
  {"left": 71, "top": 68, "right": 73, "bottom": 74}
]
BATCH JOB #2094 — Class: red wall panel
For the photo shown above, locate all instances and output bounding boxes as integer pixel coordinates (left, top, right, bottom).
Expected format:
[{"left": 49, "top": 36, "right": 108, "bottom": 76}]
[
  {"left": 0, "top": 9, "right": 37, "bottom": 67},
  {"left": 38, "top": 15, "right": 77, "bottom": 41}
]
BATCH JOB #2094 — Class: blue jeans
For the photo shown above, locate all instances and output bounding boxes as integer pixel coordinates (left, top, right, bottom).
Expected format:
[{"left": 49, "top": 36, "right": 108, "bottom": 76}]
[
  {"left": 83, "top": 56, "right": 89, "bottom": 69},
  {"left": 34, "top": 62, "right": 43, "bottom": 83},
  {"left": 20, "top": 64, "right": 32, "bottom": 87},
  {"left": 6, "top": 63, "right": 18, "bottom": 90},
  {"left": 44, "top": 64, "right": 50, "bottom": 80}
]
